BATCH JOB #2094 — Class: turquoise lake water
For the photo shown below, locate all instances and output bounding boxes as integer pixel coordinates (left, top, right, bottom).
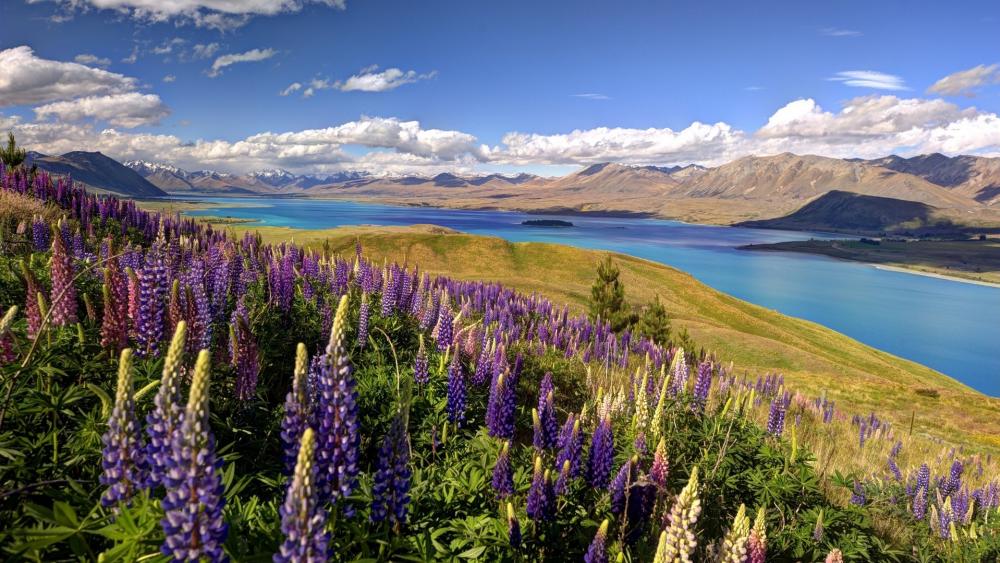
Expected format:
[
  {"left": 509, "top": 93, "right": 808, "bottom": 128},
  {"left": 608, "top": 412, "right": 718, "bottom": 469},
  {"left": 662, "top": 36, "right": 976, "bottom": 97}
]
[{"left": 184, "top": 196, "right": 1000, "bottom": 396}]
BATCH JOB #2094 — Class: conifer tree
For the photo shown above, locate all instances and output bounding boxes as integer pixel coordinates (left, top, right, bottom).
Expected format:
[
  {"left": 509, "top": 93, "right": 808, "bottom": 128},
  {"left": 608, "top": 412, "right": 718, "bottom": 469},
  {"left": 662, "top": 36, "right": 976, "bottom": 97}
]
[
  {"left": 588, "top": 256, "right": 636, "bottom": 332},
  {"left": 636, "top": 294, "right": 671, "bottom": 346}
]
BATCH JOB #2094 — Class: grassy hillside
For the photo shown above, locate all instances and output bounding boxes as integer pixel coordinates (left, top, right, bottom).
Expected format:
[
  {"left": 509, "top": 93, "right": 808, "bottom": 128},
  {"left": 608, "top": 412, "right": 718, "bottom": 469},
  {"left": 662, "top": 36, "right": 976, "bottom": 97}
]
[{"left": 217, "top": 222, "right": 1000, "bottom": 452}]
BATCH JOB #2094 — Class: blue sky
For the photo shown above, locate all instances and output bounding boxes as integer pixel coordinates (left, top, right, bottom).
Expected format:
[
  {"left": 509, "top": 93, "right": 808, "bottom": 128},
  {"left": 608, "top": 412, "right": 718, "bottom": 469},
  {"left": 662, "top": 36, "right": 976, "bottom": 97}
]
[{"left": 1, "top": 0, "right": 999, "bottom": 175}]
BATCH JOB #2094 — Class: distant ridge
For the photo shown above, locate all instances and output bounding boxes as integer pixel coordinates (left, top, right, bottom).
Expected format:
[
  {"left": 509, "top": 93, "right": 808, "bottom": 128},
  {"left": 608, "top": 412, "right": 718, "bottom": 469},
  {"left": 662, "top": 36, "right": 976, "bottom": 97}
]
[
  {"left": 27, "top": 151, "right": 166, "bottom": 198},
  {"left": 736, "top": 190, "right": 941, "bottom": 234}
]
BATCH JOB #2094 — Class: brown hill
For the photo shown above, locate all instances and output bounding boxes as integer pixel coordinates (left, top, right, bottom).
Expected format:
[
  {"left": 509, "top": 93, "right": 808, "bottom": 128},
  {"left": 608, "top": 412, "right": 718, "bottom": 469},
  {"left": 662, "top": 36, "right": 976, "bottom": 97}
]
[{"left": 866, "top": 153, "right": 1000, "bottom": 206}]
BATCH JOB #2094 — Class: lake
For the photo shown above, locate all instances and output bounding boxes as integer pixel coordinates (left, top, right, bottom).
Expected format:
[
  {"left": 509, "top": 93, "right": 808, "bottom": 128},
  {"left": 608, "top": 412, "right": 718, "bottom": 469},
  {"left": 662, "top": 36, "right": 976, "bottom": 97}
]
[{"left": 184, "top": 196, "right": 1000, "bottom": 396}]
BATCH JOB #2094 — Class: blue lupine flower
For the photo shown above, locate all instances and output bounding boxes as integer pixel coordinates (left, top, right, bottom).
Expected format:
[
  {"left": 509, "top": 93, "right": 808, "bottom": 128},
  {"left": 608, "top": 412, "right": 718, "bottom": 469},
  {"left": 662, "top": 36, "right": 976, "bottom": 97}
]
[
  {"left": 274, "top": 428, "right": 329, "bottom": 563},
  {"left": 446, "top": 345, "right": 466, "bottom": 424},
  {"left": 370, "top": 415, "right": 412, "bottom": 526},
  {"left": 587, "top": 415, "right": 614, "bottom": 489},
  {"left": 280, "top": 343, "right": 312, "bottom": 475},
  {"left": 160, "top": 350, "right": 228, "bottom": 562},
  {"left": 100, "top": 349, "right": 148, "bottom": 508},
  {"left": 492, "top": 441, "right": 514, "bottom": 499},
  {"left": 146, "top": 323, "right": 188, "bottom": 488},
  {"left": 584, "top": 519, "right": 609, "bottom": 563}
]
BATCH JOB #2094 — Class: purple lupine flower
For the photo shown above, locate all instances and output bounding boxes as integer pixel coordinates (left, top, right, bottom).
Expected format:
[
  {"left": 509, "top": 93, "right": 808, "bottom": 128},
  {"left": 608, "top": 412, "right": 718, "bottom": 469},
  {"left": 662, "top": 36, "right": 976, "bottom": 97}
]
[
  {"left": 651, "top": 437, "right": 669, "bottom": 489},
  {"left": 536, "top": 372, "right": 558, "bottom": 449},
  {"left": 766, "top": 398, "right": 785, "bottom": 436},
  {"left": 274, "top": 427, "right": 329, "bottom": 563},
  {"left": 101, "top": 256, "right": 129, "bottom": 351},
  {"left": 669, "top": 351, "right": 689, "bottom": 396},
  {"left": 609, "top": 457, "right": 636, "bottom": 514},
  {"left": 357, "top": 294, "right": 370, "bottom": 349},
  {"left": 20, "top": 260, "right": 43, "bottom": 339},
  {"left": 556, "top": 414, "right": 583, "bottom": 478},
  {"left": 849, "top": 481, "right": 866, "bottom": 506},
  {"left": 526, "top": 456, "right": 553, "bottom": 521},
  {"left": 314, "top": 295, "right": 360, "bottom": 511},
  {"left": 506, "top": 503, "right": 521, "bottom": 549},
  {"left": 231, "top": 315, "right": 260, "bottom": 402},
  {"left": 944, "top": 460, "right": 963, "bottom": 497},
  {"left": 492, "top": 441, "right": 514, "bottom": 499},
  {"left": 49, "top": 227, "right": 78, "bottom": 326},
  {"left": 888, "top": 457, "right": 902, "bottom": 482},
  {"left": 812, "top": 510, "right": 824, "bottom": 542},
  {"left": 625, "top": 480, "right": 657, "bottom": 546},
  {"left": 554, "top": 459, "right": 572, "bottom": 497},
  {"left": 747, "top": 507, "right": 767, "bottom": 563},
  {"left": 446, "top": 345, "right": 466, "bottom": 424},
  {"left": 136, "top": 254, "right": 167, "bottom": 358},
  {"left": 413, "top": 336, "right": 429, "bottom": 384},
  {"left": 587, "top": 415, "right": 614, "bottom": 489},
  {"left": 32, "top": 215, "right": 49, "bottom": 251},
  {"left": 691, "top": 361, "right": 712, "bottom": 411},
  {"left": 370, "top": 415, "right": 412, "bottom": 526},
  {"left": 160, "top": 350, "right": 228, "bottom": 562},
  {"left": 146, "top": 323, "right": 188, "bottom": 488},
  {"left": 486, "top": 370, "right": 515, "bottom": 439},
  {"left": 434, "top": 294, "right": 453, "bottom": 352},
  {"left": 100, "top": 349, "right": 148, "bottom": 508},
  {"left": 583, "top": 519, "right": 609, "bottom": 563},
  {"left": 280, "top": 344, "right": 311, "bottom": 475}
]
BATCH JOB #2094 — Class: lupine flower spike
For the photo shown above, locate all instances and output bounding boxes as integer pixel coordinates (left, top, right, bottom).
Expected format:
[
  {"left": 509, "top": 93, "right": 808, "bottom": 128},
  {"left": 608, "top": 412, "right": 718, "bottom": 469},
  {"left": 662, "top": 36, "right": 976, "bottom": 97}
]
[
  {"left": 100, "top": 348, "right": 148, "bottom": 509},
  {"left": 492, "top": 441, "right": 514, "bottom": 499},
  {"left": 719, "top": 503, "right": 750, "bottom": 563},
  {"left": 661, "top": 465, "right": 702, "bottom": 562},
  {"left": 280, "top": 343, "right": 311, "bottom": 475},
  {"left": 146, "top": 322, "right": 187, "bottom": 487},
  {"left": 506, "top": 502, "right": 521, "bottom": 549},
  {"left": 747, "top": 507, "right": 767, "bottom": 563},
  {"left": 370, "top": 415, "right": 412, "bottom": 527},
  {"left": 274, "top": 428, "right": 329, "bottom": 563},
  {"left": 160, "top": 350, "right": 228, "bottom": 562},
  {"left": 584, "top": 519, "right": 609, "bottom": 563}
]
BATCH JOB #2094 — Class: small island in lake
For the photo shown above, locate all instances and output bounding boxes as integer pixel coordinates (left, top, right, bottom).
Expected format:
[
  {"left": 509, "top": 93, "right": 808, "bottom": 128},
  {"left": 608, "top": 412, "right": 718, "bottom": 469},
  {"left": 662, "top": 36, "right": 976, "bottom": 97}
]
[{"left": 522, "top": 219, "right": 574, "bottom": 227}]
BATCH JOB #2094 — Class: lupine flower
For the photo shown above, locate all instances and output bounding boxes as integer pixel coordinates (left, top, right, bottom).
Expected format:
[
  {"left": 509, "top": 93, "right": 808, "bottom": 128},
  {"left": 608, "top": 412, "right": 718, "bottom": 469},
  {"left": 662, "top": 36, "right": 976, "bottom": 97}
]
[
  {"left": 370, "top": 415, "right": 412, "bottom": 526},
  {"left": 825, "top": 549, "right": 844, "bottom": 563},
  {"left": 913, "top": 486, "right": 928, "bottom": 521},
  {"left": 661, "top": 466, "right": 702, "bottom": 562},
  {"left": 315, "top": 295, "right": 360, "bottom": 511},
  {"left": 944, "top": 460, "right": 963, "bottom": 497},
  {"left": 49, "top": 227, "right": 78, "bottom": 326},
  {"left": 413, "top": 336, "right": 429, "bottom": 384},
  {"left": 506, "top": 503, "right": 521, "bottom": 549},
  {"left": 766, "top": 398, "right": 785, "bottom": 436},
  {"left": 554, "top": 459, "right": 572, "bottom": 496},
  {"left": 813, "top": 509, "right": 824, "bottom": 542},
  {"left": 651, "top": 437, "right": 669, "bottom": 489},
  {"left": 136, "top": 255, "right": 167, "bottom": 358},
  {"left": 587, "top": 415, "right": 614, "bottom": 488},
  {"left": 146, "top": 322, "right": 188, "bottom": 487},
  {"left": 100, "top": 348, "right": 148, "bottom": 508},
  {"left": 536, "top": 372, "right": 558, "bottom": 449},
  {"left": 275, "top": 428, "right": 329, "bottom": 563},
  {"left": 850, "top": 481, "right": 866, "bottom": 506},
  {"left": 556, "top": 415, "right": 583, "bottom": 478},
  {"left": 719, "top": 503, "right": 750, "bottom": 563},
  {"left": 32, "top": 215, "right": 49, "bottom": 251},
  {"left": 19, "top": 259, "right": 43, "bottom": 339},
  {"left": 160, "top": 350, "right": 228, "bottom": 562},
  {"left": 887, "top": 457, "right": 902, "bottom": 482},
  {"left": 609, "top": 456, "right": 636, "bottom": 514},
  {"left": 526, "top": 456, "right": 553, "bottom": 521},
  {"left": 486, "top": 370, "right": 515, "bottom": 439},
  {"left": 583, "top": 519, "right": 609, "bottom": 563},
  {"left": 492, "top": 441, "right": 514, "bottom": 499},
  {"left": 747, "top": 507, "right": 767, "bottom": 563},
  {"left": 101, "top": 257, "right": 129, "bottom": 351},
  {"left": 357, "top": 294, "right": 370, "bottom": 348},
  {"left": 669, "top": 350, "right": 689, "bottom": 396},
  {"left": 652, "top": 530, "right": 669, "bottom": 563},
  {"left": 280, "top": 343, "right": 311, "bottom": 475},
  {"left": 434, "top": 294, "right": 453, "bottom": 352},
  {"left": 691, "top": 361, "right": 712, "bottom": 411},
  {"left": 232, "top": 316, "right": 260, "bottom": 401},
  {"left": 446, "top": 345, "right": 466, "bottom": 424}
]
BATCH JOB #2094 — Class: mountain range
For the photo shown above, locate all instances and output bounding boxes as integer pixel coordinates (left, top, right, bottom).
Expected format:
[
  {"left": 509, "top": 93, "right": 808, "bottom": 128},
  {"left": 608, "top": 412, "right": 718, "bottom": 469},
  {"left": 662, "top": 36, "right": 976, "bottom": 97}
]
[{"left": 22, "top": 148, "right": 1000, "bottom": 226}]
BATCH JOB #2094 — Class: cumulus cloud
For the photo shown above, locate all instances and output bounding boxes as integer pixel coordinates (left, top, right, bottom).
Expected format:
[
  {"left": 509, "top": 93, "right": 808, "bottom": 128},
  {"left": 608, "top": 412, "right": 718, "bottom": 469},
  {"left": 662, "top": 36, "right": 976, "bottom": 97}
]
[
  {"left": 191, "top": 43, "right": 221, "bottom": 60},
  {"left": 828, "top": 70, "right": 908, "bottom": 91},
  {"left": 927, "top": 64, "right": 1000, "bottom": 97},
  {"left": 0, "top": 46, "right": 137, "bottom": 106},
  {"left": 279, "top": 82, "right": 303, "bottom": 96},
  {"left": 281, "top": 66, "right": 436, "bottom": 97},
  {"left": 34, "top": 93, "right": 171, "bottom": 128},
  {"left": 38, "top": 0, "right": 347, "bottom": 30},
  {"left": 163, "top": 75, "right": 177, "bottom": 83},
  {"left": 74, "top": 54, "right": 111, "bottom": 66},
  {"left": 153, "top": 38, "right": 187, "bottom": 56},
  {"left": 208, "top": 48, "right": 277, "bottom": 77}
]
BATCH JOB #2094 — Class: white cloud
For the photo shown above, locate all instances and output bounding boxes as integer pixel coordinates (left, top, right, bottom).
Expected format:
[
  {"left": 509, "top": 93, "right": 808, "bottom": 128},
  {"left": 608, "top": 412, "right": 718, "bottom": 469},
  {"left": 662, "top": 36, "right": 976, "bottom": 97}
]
[
  {"left": 191, "top": 43, "right": 221, "bottom": 60},
  {"left": 337, "top": 66, "right": 437, "bottom": 92},
  {"left": 0, "top": 46, "right": 137, "bottom": 106},
  {"left": 208, "top": 48, "right": 277, "bottom": 78},
  {"left": 280, "top": 82, "right": 302, "bottom": 96},
  {"left": 828, "top": 70, "right": 908, "bottom": 91},
  {"left": 34, "top": 93, "right": 170, "bottom": 128},
  {"left": 74, "top": 54, "right": 111, "bottom": 66},
  {"left": 163, "top": 75, "right": 177, "bottom": 83},
  {"left": 572, "top": 93, "right": 610, "bottom": 100},
  {"left": 153, "top": 38, "right": 187, "bottom": 56},
  {"left": 927, "top": 64, "right": 1000, "bottom": 97},
  {"left": 820, "top": 27, "right": 862, "bottom": 37},
  {"left": 37, "top": 0, "right": 347, "bottom": 29}
]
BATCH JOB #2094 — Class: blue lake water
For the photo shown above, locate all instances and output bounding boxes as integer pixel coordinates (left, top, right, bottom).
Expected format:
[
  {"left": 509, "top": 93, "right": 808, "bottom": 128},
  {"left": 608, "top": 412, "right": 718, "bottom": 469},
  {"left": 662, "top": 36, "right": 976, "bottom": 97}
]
[{"left": 184, "top": 196, "right": 1000, "bottom": 396}]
